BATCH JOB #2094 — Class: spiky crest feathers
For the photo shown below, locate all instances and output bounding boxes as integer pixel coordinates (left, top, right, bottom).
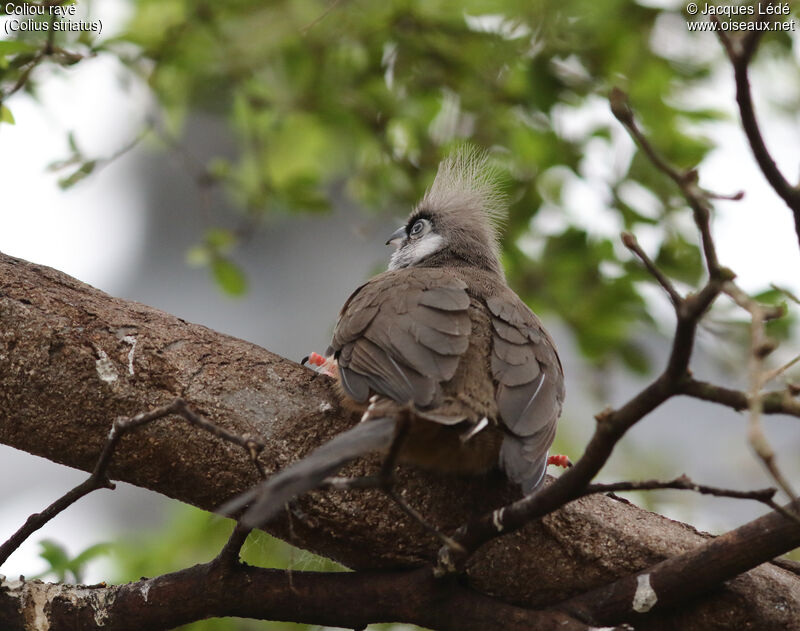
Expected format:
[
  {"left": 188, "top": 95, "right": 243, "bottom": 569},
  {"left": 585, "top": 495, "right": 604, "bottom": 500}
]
[{"left": 411, "top": 147, "right": 507, "bottom": 263}]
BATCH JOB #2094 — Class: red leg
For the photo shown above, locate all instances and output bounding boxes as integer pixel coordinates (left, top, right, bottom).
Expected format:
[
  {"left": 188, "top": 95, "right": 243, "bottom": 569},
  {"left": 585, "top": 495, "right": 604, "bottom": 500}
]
[
  {"left": 302, "top": 352, "right": 338, "bottom": 378},
  {"left": 547, "top": 454, "right": 572, "bottom": 469}
]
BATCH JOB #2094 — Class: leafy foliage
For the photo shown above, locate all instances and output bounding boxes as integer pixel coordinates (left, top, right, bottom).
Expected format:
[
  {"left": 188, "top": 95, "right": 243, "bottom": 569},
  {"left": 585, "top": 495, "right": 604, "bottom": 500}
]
[
  {"left": 115, "top": 0, "right": 729, "bottom": 370},
  {"left": 4, "top": 0, "right": 784, "bottom": 369},
  {"left": 187, "top": 229, "right": 249, "bottom": 297}
]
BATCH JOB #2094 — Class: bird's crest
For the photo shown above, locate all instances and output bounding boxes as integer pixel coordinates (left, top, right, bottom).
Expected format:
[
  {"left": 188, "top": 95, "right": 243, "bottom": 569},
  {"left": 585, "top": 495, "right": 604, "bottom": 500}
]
[{"left": 418, "top": 146, "right": 508, "bottom": 256}]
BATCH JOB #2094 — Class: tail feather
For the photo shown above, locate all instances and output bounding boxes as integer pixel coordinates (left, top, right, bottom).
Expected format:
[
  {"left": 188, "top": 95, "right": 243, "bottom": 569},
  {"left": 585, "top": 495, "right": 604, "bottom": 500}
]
[{"left": 223, "top": 417, "right": 397, "bottom": 529}]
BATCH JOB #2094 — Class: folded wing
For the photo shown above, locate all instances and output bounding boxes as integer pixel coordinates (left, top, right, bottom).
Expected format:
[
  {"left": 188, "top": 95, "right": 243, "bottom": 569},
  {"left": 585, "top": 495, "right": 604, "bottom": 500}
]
[
  {"left": 329, "top": 269, "right": 472, "bottom": 409},
  {"left": 487, "top": 291, "right": 564, "bottom": 492}
]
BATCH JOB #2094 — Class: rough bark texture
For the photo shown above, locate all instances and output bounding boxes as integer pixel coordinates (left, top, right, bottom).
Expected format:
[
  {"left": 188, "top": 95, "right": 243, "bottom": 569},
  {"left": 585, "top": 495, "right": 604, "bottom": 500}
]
[
  {"left": 1, "top": 252, "right": 799, "bottom": 630},
  {"left": 0, "top": 567, "right": 592, "bottom": 631}
]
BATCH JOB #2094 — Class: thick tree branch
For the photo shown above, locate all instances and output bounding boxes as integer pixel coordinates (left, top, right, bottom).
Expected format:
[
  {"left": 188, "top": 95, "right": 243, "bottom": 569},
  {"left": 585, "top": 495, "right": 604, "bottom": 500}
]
[
  {"left": 0, "top": 566, "right": 595, "bottom": 631},
  {"left": 558, "top": 495, "right": 800, "bottom": 625},
  {"left": 1, "top": 252, "right": 799, "bottom": 630}
]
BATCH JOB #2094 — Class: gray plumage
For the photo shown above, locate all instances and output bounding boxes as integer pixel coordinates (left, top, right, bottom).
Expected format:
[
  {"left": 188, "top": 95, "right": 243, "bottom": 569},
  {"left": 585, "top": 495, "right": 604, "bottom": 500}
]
[{"left": 237, "top": 148, "right": 564, "bottom": 527}]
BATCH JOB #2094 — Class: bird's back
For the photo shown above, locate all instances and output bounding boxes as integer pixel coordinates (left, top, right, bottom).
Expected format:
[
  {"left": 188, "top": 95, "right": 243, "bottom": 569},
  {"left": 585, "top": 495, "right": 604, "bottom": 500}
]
[{"left": 330, "top": 264, "right": 563, "bottom": 489}]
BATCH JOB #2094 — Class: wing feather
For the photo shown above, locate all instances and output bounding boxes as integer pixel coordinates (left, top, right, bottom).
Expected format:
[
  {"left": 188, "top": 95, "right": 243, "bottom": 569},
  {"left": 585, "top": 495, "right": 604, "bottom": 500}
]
[
  {"left": 488, "top": 289, "right": 564, "bottom": 492},
  {"left": 331, "top": 269, "right": 471, "bottom": 408}
]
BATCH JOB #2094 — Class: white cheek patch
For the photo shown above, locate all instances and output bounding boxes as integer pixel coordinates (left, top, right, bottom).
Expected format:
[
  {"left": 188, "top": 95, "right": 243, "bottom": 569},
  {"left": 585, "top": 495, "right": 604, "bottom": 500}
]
[{"left": 389, "top": 233, "right": 445, "bottom": 269}]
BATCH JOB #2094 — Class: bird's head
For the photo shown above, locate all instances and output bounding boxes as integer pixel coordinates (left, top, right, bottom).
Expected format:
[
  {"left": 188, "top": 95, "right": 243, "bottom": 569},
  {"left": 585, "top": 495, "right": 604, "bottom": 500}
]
[{"left": 386, "top": 148, "right": 507, "bottom": 278}]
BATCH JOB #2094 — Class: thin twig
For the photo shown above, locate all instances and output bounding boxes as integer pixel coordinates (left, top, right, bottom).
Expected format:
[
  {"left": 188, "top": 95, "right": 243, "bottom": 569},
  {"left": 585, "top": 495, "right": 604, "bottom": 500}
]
[
  {"left": 322, "top": 474, "right": 466, "bottom": 552},
  {"left": 584, "top": 474, "right": 776, "bottom": 505},
  {"left": 588, "top": 473, "right": 800, "bottom": 527},
  {"left": 771, "top": 283, "right": 800, "bottom": 306},
  {"left": 214, "top": 524, "right": 253, "bottom": 566},
  {"left": 385, "top": 487, "right": 465, "bottom": 553},
  {"left": 621, "top": 231, "right": 682, "bottom": 308},
  {"left": 0, "top": 398, "right": 266, "bottom": 568},
  {"left": 300, "top": 0, "right": 344, "bottom": 34},
  {"left": 610, "top": 87, "right": 724, "bottom": 276},
  {"left": 0, "top": 9, "right": 78, "bottom": 103},
  {"left": 724, "top": 282, "right": 798, "bottom": 502},
  {"left": 763, "top": 352, "right": 800, "bottom": 384},
  {"left": 680, "top": 377, "right": 800, "bottom": 419},
  {"left": 171, "top": 398, "right": 267, "bottom": 478},
  {"left": 0, "top": 400, "right": 179, "bottom": 567},
  {"left": 713, "top": 7, "right": 800, "bottom": 249}
]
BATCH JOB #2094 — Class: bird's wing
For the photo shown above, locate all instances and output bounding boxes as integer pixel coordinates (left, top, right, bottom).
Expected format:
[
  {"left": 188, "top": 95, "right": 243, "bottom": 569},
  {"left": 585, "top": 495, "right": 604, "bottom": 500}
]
[
  {"left": 486, "top": 291, "right": 565, "bottom": 492},
  {"left": 329, "top": 268, "right": 471, "bottom": 408}
]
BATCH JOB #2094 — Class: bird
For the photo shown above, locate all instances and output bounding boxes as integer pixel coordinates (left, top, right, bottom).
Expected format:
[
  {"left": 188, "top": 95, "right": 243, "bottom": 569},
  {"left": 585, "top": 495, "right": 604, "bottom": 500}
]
[{"left": 230, "top": 147, "right": 565, "bottom": 530}]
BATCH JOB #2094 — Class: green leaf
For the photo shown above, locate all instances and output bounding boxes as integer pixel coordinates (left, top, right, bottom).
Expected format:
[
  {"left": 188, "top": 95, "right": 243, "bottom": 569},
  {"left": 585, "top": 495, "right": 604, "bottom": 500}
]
[
  {"left": 67, "top": 131, "right": 80, "bottom": 154},
  {"left": 37, "top": 540, "right": 71, "bottom": 581},
  {"left": 70, "top": 542, "right": 112, "bottom": 575},
  {"left": 211, "top": 257, "right": 247, "bottom": 297},
  {"left": 205, "top": 228, "right": 236, "bottom": 252},
  {"left": 0, "top": 40, "right": 38, "bottom": 55},
  {"left": 0, "top": 105, "right": 15, "bottom": 125},
  {"left": 58, "top": 160, "right": 97, "bottom": 189},
  {"left": 35, "top": 540, "right": 111, "bottom": 583}
]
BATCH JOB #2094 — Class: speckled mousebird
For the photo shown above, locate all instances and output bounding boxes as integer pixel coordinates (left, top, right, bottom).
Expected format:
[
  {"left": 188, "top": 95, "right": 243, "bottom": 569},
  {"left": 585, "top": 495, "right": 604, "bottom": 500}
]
[{"left": 233, "top": 148, "right": 565, "bottom": 529}]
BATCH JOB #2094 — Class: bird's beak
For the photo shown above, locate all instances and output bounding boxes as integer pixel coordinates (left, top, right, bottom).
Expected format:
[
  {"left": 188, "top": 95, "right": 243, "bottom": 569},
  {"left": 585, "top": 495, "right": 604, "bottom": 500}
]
[{"left": 385, "top": 226, "right": 406, "bottom": 249}]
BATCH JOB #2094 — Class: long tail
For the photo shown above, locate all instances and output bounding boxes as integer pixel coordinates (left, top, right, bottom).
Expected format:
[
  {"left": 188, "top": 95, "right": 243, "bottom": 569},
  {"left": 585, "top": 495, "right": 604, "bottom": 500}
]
[{"left": 221, "top": 417, "right": 397, "bottom": 529}]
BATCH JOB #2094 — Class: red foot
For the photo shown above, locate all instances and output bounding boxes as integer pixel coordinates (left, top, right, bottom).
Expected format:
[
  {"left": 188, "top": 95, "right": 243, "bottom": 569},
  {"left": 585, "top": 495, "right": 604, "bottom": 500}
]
[
  {"left": 302, "top": 351, "right": 338, "bottom": 378},
  {"left": 547, "top": 454, "right": 572, "bottom": 469},
  {"left": 306, "top": 352, "right": 327, "bottom": 367}
]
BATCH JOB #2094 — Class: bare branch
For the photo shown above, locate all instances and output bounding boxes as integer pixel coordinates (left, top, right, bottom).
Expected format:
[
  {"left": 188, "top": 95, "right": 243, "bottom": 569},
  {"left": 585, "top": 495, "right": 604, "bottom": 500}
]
[
  {"left": 0, "top": 565, "right": 598, "bottom": 631},
  {"left": 0, "top": 399, "right": 266, "bottom": 567},
  {"left": 586, "top": 473, "right": 800, "bottom": 526},
  {"left": 583, "top": 474, "right": 776, "bottom": 505},
  {"left": 214, "top": 524, "right": 253, "bottom": 566},
  {"left": 713, "top": 7, "right": 800, "bottom": 249},
  {"left": 557, "top": 494, "right": 800, "bottom": 625},
  {"left": 763, "top": 352, "right": 800, "bottom": 384},
  {"left": 621, "top": 231, "right": 682, "bottom": 308},
  {"left": 2, "top": 254, "right": 799, "bottom": 629},
  {"left": 724, "top": 281, "right": 798, "bottom": 502},
  {"left": 679, "top": 377, "right": 800, "bottom": 418},
  {"left": 610, "top": 87, "right": 726, "bottom": 277}
]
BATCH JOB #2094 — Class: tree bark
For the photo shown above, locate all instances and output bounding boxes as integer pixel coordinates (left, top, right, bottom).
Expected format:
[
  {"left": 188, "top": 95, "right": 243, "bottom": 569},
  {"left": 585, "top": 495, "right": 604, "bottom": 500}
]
[{"left": 1, "top": 252, "right": 799, "bottom": 630}]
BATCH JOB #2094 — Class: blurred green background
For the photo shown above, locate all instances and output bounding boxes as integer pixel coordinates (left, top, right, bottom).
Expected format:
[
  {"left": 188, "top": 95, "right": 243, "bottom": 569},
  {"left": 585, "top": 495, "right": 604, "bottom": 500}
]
[{"left": 2, "top": 1, "right": 799, "bottom": 629}]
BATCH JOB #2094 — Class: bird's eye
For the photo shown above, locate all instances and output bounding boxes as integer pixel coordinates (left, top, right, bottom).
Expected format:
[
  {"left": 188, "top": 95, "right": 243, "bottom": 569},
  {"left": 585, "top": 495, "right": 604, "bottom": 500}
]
[{"left": 409, "top": 218, "right": 429, "bottom": 239}]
